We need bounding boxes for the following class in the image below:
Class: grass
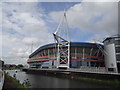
[3,73,29,90]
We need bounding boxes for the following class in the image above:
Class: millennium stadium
[27,42,104,69]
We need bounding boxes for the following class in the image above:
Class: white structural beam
[53,11,70,69]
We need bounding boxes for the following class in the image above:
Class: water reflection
[5,70,114,88]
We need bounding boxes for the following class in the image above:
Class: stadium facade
[27,42,104,69]
[103,35,120,73]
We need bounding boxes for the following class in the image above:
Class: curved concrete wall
[104,44,117,72]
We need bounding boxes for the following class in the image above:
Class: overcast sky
[0,0,119,65]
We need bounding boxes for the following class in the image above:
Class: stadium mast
[53,10,70,69]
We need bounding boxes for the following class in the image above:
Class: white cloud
[2,2,53,64]
[2,33,22,48]
[49,2,118,39]
[22,37,39,45]
[9,48,30,57]
[18,13,42,24]
[86,33,110,44]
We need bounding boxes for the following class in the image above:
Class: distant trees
[17,64,24,69]
[3,64,24,70]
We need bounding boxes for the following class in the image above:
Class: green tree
[17,64,24,69]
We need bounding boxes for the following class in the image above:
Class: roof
[103,34,120,43]
[29,42,103,58]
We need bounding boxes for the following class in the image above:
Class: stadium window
[87,62,89,66]
[108,68,114,72]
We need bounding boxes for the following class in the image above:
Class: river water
[5,70,114,88]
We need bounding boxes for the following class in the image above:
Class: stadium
[27,42,104,69]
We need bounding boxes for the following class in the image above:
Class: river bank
[2,73,28,89]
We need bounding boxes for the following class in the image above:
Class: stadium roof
[29,42,103,58]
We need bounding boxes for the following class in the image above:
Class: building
[27,42,104,69]
[103,34,120,73]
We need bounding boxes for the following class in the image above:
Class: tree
[17,64,24,69]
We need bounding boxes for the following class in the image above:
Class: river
[5,70,114,88]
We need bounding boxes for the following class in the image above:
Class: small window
[108,68,114,71]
